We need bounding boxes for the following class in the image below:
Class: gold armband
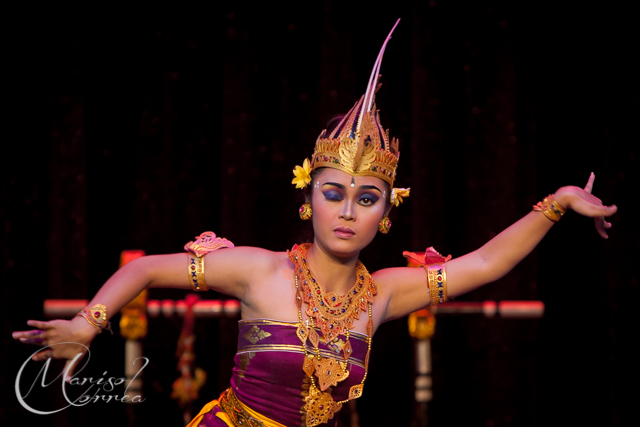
[184,231,235,292]
[533,194,566,222]
[187,254,208,291]
[425,263,447,306]
[77,304,113,334]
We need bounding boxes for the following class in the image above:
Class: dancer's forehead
[316,169,387,193]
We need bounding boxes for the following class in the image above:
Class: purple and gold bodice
[229,319,369,427]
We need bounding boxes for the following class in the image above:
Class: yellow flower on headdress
[390,188,410,207]
[292,158,312,189]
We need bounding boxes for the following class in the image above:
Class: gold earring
[299,203,312,220]
[378,216,391,234]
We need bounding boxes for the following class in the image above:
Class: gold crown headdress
[292,19,409,207]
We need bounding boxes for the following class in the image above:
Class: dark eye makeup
[358,193,379,206]
[321,185,380,207]
[323,189,343,201]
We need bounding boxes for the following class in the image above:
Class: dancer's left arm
[376,173,617,322]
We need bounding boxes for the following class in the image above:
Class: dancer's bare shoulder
[238,249,299,320]
[203,246,289,300]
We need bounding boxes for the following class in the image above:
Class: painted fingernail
[12,332,18,338]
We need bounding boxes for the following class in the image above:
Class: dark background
[2,2,638,426]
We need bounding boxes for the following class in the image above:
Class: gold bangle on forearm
[77,304,113,334]
[533,194,567,222]
[425,263,447,306]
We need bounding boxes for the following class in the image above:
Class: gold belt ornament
[219,388,285,427]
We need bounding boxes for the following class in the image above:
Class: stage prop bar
[43,299,242,319]
[430,300,544,318]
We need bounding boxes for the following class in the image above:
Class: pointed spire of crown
[293,19,409,208]
[309,19,402,187]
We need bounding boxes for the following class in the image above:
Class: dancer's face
[310,168,390,258]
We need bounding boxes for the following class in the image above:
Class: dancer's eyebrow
[359,185,382,193]
[322,182,345,190]
[322,183,382,193]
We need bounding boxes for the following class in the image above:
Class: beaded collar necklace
[287,243,377,427]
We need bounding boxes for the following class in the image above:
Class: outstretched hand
[555,173,617,239]
[12,317,100,381]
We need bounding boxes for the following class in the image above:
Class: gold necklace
[288,243,376,427]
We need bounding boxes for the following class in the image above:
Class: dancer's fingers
[19,338,47,346]
[32,349,53,362]
[63,359,77,383]
[26,320,53,330]
[594,217,609,239]
[584,172,595,193]
[13,329,46,340]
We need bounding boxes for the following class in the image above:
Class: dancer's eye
[323,190,343,202]
[358,194,379,206]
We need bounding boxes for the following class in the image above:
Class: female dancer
[13,22,616,427]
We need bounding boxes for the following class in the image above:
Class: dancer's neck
[305,241,360,295]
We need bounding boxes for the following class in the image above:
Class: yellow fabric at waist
[186,388,286,427]
[186,398,229,427]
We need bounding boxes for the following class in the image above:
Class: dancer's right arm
[12,246,273,377]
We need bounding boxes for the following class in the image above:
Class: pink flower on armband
[403,246,452,266]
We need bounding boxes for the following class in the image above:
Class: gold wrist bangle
[425,263,447,306]
[533,194,567,222]
[77,304,113,334]
[187,253,209,291]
